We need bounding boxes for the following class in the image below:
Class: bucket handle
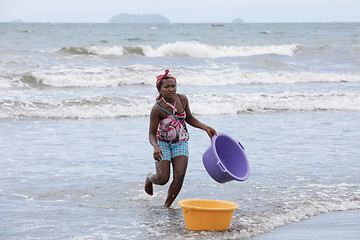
[218,162,227,172]
[238,142,245,150]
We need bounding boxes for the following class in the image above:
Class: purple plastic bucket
[202,133,250,183]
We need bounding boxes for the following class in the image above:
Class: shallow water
[1,112,359,239]
[1,22,360,239]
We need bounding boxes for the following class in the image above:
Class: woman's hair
[156,69,176,100]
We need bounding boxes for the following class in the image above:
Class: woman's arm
[149,106,163,161]
[181,94,217,139]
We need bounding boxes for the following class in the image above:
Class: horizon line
[1,21,359,24]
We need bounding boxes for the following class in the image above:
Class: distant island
[108,13,170,23]
[232,18,244,24]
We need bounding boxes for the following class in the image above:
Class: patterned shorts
[158,141,189,161]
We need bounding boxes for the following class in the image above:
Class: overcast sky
[1,0,360,23]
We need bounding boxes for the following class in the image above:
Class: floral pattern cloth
[157,111,189,143]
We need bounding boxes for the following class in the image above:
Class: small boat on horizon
[211,23,225,27]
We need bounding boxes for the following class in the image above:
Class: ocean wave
[142,41,298,58]
[190,92,360,114]
[3,69,360,89]
[180,72,360,86]
[59,45,130,56]
[1,66,158,88]
[0,95,151,119]
[233,185,360,239]
[1,92,359,119]
[57,41,298,58]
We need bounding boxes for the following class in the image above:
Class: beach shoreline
[252,210,360,240]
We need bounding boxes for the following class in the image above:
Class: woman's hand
[205,126,217,140]
[153,146,163,161]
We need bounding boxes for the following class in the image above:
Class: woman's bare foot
[145,173,153,196]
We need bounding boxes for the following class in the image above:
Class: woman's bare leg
[145,160,171,195]
[164,155,188,207]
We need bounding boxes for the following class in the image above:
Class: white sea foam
[30,68,145,88]
[18,66,159,88]
[179,71,360,85]
[5,67,360,88]
[1,92,359,119]
[228,188,360,239]
[190,92,360,114]
[143,41,298,58]
[0,95,152,119]
[86,45,126,55]
[0,77,12,88]
[59,41,298,58]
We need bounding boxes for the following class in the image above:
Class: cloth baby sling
[155,104,188,131]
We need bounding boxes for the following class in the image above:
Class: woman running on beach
[145,69,217,207]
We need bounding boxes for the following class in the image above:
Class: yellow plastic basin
[178,199,239,230]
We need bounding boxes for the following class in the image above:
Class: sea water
[0,22,360,239]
